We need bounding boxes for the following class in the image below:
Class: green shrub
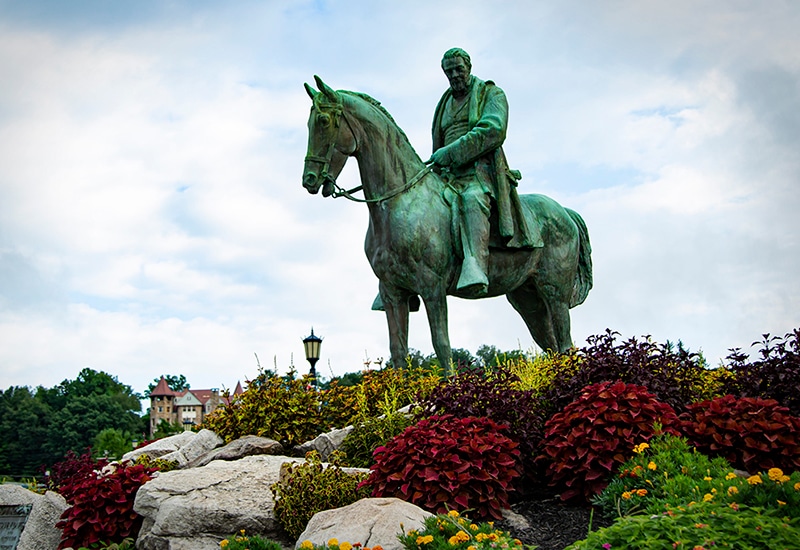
[270,451,370,540]
[592,434,735,518]
[363,415,522,520]
[322,366,440,430]
[396,510,532,550]
[203,369,323,445]
[679,395,800,473]
[134,454,179,473]
[537,381,681,503]
[339,411,412,468]
[219,530,284,550]
[566,502,799,549]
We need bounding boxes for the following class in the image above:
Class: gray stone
[296,498,432,550]
[122,430,197,462]
[188,435,285,468]
[292,426,354,461]
[0,485,67,550]
[160,429,224,467]
[134,455,303,550]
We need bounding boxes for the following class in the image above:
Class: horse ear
[314,75,339,103]
[304,82,318,100]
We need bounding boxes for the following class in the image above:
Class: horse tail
[566,208,593,307]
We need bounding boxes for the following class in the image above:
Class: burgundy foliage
[55,461,156,549]
[679,394,800,473]
[362,414,522,520]
[538,380,680,503]
[43,449,109,504]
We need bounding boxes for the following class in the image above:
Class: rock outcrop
[292,426,353,461]
[296,498,432,550]
[134,454,303,550]
[123,429,223,468]
[0,484,68,550]
[188,435,284,468]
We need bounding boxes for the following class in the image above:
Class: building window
[158,406,163,412]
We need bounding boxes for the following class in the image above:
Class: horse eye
[318,114,331,127]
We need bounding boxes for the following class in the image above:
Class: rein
[331,163,433,203]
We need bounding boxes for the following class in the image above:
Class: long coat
[432,76,542,248]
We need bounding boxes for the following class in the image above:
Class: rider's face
[442,57,471,97]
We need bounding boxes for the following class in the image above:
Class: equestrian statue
[302,48,592,376]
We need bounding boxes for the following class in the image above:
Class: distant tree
[153,419,184,439]
[0,386,52,477]
[475,345,525,368]
[146,374,190,396]
[92,428,134,460]
[450,348,477,369]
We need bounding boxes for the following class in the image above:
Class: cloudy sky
[1,1,798,397]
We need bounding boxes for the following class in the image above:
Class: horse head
[303,76,356,197]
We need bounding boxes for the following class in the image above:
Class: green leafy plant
[679,394,800,473]
[592,434,736,518]
[362,415,522,520]
[396,510,532,550]
[538,380,681,503]
[270,450,370,540]
[134,454,179,473]
[339,411,412,468]
[219,530,284,550]
[565,502,799,549]
[203,368,323,445]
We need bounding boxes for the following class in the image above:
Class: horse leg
[381,282,411,369]
[423,294,452,376]
[506,283,560,353]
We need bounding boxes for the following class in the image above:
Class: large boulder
[292,426,353,461]
[296,498,432,550]
[188,435,285,468]
[0,485,68,550]
[123,429,223,468]
[134,455,303,550]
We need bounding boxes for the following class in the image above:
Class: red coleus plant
[56,461,157,549]
[538,380,680,503]
[361,414,522,520]
[679,394,800,473]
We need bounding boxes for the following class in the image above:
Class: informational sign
[0,505,32,550]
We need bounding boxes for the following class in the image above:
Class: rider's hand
[428,147,449,167]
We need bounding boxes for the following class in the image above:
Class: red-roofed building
[148,376,244,437]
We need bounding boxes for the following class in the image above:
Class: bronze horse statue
[302,76,592,375]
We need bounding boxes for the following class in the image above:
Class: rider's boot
[456,193,490,297]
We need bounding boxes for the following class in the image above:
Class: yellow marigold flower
[747,475,763,485]
[468,547,477,550]
[416,535,434,545]
[648,462,657,471]
[703,476,712,481]
[469,524,479,531]
[240,529,246,535]
[328,539,340,547]
[448,510,460,517]
[778,500,786,506]
[514,540,522,546]
[475,534,488,542]
[703,493,714,502]
[695,523,708,528]
[768,468,784,481]
[622,491,632,500]
[728,486,738,495]
[725,472,737,480]
[373,546,384,550]
[220,541,229,549]
[300,541,314,550]
[488,533,499,542]
[779,475,790,483]
[635,488,648,497]
[341,542,353,550]
[633,442,650,454]
[795,482,800,491]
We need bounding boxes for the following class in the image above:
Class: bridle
[305,100,432,204]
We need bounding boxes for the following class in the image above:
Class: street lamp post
[303,328,323,387]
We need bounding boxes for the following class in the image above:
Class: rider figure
[429,47,540,296]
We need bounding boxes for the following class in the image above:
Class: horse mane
[339,90,413,148]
